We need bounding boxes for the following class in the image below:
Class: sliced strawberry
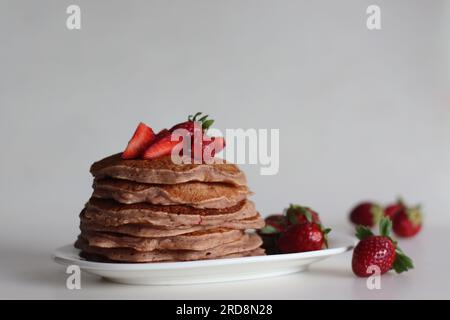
[154,128,169,140]
[121,122,155,159]
[142,131,181,159]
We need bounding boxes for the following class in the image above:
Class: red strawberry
[188,135,226,162]
[122,122,155,159]
[278,222,330,253]
[170,113,218,162]
[384,199,406,219]
[154,128,169,140]
[286,204,321,225]
[352,236,396,277]
[200,136,226,160]
[352,218,413,277]
[258,214,287,255]
[142,130,181,159]
[170,112,214,134]
[258,214,287,235]
[393,206,422,237]
[349,202,384,227]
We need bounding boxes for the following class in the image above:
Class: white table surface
[1,220,448,300]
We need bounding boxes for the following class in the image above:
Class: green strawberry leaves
[287,214,296,225]
[301,208,313,223]
[392,248,414,273]
[202,119,214,131]
[286,204,313,224]
[187,112,215,131]
[355,225,374,240]
[188,112,202,121]
[378,217,414,273]
[321,226,332,248]
[259,225,280,235]
[379,217,392,237]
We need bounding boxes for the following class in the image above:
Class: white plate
[53,233,355,285]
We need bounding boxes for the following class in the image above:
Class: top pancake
[90,153,247,186]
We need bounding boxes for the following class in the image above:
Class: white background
[0,0,449,299]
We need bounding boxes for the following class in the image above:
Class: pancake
[80,215,265,238]
[79,247,265,263]
[80,219,207,237]
[79,228,244,251]
[83,198,258,228]
[92,178,251,208]
[221,247,265,259]
[90,153,246,186]
[75,233,263,262]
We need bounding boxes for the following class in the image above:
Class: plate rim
[52,232,355,271]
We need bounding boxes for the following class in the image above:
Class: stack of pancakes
[75,153,265,262]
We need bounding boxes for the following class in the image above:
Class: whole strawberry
[393,205,422,237]
[278,222,331,253]
[384,198,406,220]
[169,112,214,134]
[122,122,155,159]
[259,214,288,234]
[352,218,413,277]
[286,204,321,225]
[258,214,288,255]
[349,202,384,227]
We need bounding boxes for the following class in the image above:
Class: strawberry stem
[379,217,392,237]
[187,112,215,131]
[192,112,202,121]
